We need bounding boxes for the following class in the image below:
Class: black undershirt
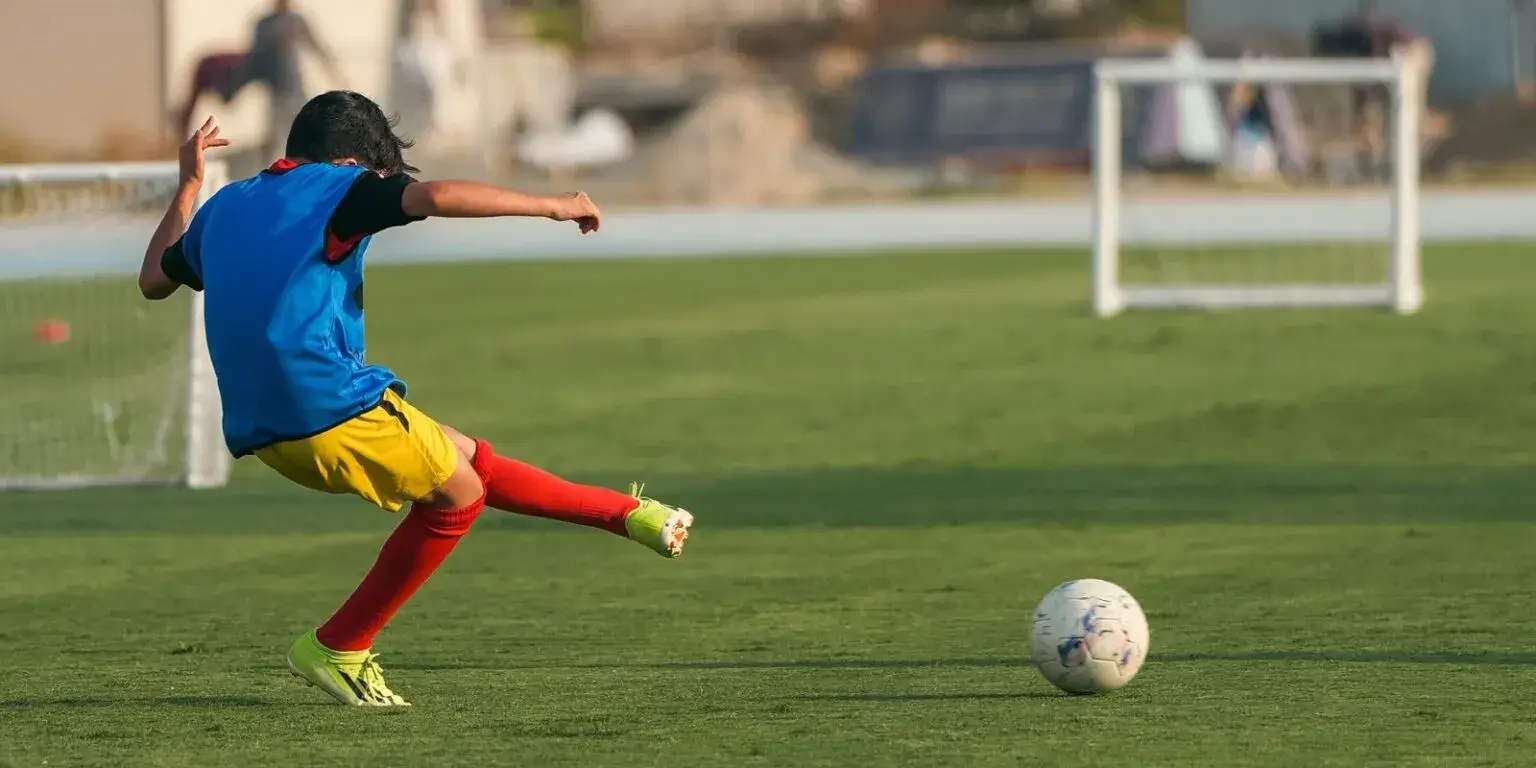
[160,169,424,289]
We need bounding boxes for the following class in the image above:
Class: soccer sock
[470,439,637,537]
[316,495,485,653]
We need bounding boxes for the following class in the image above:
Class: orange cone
[33,319,70,344]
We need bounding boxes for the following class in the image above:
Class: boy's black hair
[284,90,419,176]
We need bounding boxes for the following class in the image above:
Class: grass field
[4,246,1536,767]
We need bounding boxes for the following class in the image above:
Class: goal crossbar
[1095,57,1402,85]
[0,162,198,183]
[1091,55,1423,317]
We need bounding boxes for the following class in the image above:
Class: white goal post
[1092,55,1423,317]
[0,160,230,490]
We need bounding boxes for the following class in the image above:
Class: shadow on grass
[489,465,1536,530]
[7,464,1533,536]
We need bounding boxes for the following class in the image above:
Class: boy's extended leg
[446,431,692,558]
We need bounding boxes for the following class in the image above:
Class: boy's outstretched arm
[139,117,229,300]
[402,181,602,234]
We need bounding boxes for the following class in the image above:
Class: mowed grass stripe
[1,247,1535,766]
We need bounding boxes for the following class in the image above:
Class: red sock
[470,439,637,536]
[316,495,484,652]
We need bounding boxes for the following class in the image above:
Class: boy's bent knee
[440,425,496,485]
[415,457,484,512]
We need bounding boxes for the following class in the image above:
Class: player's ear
[335,158,359,167]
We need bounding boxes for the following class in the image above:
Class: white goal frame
[0,160,231,490]
[1092,55,1423,317]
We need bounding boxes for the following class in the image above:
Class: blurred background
[4,0,1536,205]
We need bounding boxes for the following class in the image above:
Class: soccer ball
[1029,579,1149,695]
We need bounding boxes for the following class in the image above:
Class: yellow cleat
[286,629,409,707]
[623,483,694,558]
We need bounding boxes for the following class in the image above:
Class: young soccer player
[137,92,694,707]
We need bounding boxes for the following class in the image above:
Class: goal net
[0,161,230,490]
[1091,55,1423,316]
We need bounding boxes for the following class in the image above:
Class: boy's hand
[552,191,601,234]
[180,116,231,186]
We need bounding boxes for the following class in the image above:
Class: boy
[137,92,694,707]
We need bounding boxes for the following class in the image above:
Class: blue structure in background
[846,55,1157,168]
[846,44,1234,172]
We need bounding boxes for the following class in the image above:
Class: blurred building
[583,0,871,43]
[0,0,165,157]
[0,0,484,159]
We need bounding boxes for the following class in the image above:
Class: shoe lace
[357,654,402,703]
[628,481,647,500]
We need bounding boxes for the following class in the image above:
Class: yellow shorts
[253,389,459,512]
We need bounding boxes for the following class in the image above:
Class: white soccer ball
[1029,578,1149,695]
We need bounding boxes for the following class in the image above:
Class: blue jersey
[162,161,421,456]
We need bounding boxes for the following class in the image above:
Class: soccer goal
[0,161,230,490]
[1091,55,1423,317]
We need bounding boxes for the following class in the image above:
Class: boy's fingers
[208,138,232,148]
[197,115,217,136]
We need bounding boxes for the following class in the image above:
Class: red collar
[265,158,303,174]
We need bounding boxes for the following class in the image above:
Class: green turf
[3,246,1536,767]
[1118,244,1394,286]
